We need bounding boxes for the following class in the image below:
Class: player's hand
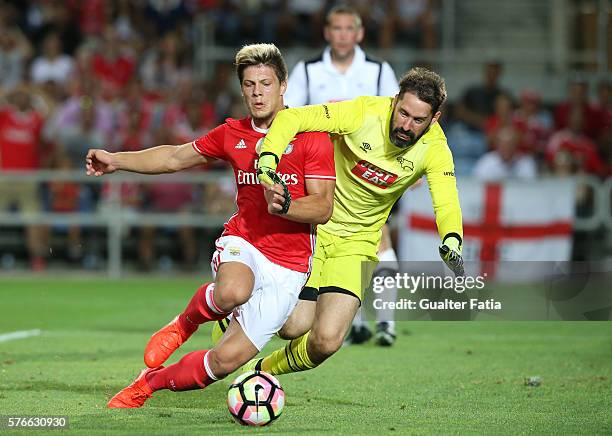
[256,152,279,186]
[439,236,464,277]
[85,149,117,176]
[263,183,288,215]
[260,171,291,215]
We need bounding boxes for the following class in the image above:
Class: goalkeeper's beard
[389,120,431,149]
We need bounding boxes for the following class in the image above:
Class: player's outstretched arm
[264,178,335,224]
[257,99,365,185]
[85,142,209,176]
[424,141,465,276]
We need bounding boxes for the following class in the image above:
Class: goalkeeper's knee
[308,328,344,363]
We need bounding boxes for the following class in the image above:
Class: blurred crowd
[0,0,610,271]
[0,0,243,271]
[445,61,611,181]
[205,0,439,49]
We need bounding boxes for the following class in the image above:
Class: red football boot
[107,367,160,408]
[144,316,191,368]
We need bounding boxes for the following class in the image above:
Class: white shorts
[211,235,308,351]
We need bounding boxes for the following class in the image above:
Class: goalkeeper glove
[439,235,464,277]
[256,152,279,186]
[256,152,291,214]
[264,171,292,215]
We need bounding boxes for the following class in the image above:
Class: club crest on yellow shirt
[397,156,414,173]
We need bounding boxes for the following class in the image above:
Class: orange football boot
[107,367,160,408]
[144,316,191,368]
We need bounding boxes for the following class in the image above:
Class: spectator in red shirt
[513,89,553,156]
[0,87,49,270]
[554,79,599,139]
[92,27,135,92]
[0,88,44,169]
[547,105,606,177]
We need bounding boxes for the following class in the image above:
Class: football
[227,370,285,426]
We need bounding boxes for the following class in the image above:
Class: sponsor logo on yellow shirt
[351,160,398,189]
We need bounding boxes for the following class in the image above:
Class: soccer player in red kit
[85,44,335,408]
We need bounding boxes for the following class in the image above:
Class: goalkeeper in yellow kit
[243,67,464,375]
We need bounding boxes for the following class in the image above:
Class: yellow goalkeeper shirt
[262,95,463,249]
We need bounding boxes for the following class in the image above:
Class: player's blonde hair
[235,43,288,85]
[399,67,447,113]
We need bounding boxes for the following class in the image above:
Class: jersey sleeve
[261,97,367,160]
[192,123,226,160]
[284,61,308,108]
[304,132,335,180]
[424,139,464,243]
[379,62,399,96]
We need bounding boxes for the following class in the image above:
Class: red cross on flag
[398,179,576,280]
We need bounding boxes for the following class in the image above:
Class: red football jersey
[193,117,335,272]
[0,107,44,170]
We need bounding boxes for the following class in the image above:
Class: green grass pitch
[0,278,611,435]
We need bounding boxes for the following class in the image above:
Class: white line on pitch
[0,329,42,343]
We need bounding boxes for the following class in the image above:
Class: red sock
[178,283,228,336]
[145,350,216,392]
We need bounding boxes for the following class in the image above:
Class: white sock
[376,248,399,270]
[203,351,219,380]
[374,248,398,327]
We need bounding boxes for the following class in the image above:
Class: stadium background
[0,0,610,273]
[0,1,611,434]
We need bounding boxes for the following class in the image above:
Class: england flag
[398,178,576,280]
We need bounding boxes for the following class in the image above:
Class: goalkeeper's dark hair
[398,67,447,114]
[235,43,288,85]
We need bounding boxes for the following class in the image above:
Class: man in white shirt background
[30,32,74,86]
[473,126,538,181]
[284,5,398,107]
[284,4,401,346]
